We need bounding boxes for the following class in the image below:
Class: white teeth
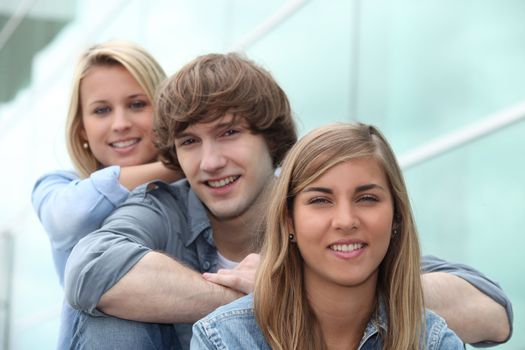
[330,243,364,252]
[208,176,239,188]
[111,139,139,148]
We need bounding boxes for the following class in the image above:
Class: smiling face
[175,114,274,222]
[292,157,394,292]
[79,64,159,168]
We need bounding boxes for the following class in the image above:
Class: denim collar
[146,179,213,248]
[186,187,213,247]
[358,299,387,348]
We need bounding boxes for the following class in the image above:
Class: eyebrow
[175,119,242,139]
[355,183,385,192]
[127,93,148,99]
[302,187,333,194]
[174,131,193,140]
[87,93,148,106]
[302,183,385,194]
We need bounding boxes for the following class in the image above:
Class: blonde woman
[31,40,181,349]
[191,123,463,349]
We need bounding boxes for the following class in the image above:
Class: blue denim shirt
[64,179,512,349]
[191,294,464,350]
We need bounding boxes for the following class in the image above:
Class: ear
[286,215,295,234]
[80,128,87,142]
[286,216,297,243]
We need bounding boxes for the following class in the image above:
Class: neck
[210,198,263,261]
[306,273,377,350]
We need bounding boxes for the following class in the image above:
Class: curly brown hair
[154,52,297,171]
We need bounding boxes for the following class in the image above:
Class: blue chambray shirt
[190,294,465,350]
[65,179,218,348]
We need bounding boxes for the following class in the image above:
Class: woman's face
[292,157,394,291]
[79,64,159,168]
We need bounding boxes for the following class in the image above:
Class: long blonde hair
[254,123,423,350]
[65,40,166,178]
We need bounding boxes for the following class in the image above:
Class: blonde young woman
[31,40,181,349]
[191,123,463,349]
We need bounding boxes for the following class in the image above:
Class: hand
[202,253,260,294]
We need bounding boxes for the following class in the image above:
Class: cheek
[372,220,393,256]
[82,118,107,140]
[139,114,154,132]
[177,152,197,177]
[293,207,325,243]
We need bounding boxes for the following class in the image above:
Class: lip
[202,175,241,196]
[109,137,141,155]
[328,239,367,260]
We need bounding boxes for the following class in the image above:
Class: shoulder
[424,309,464,350]
[106,179,193,228]
[121,178,192,213]
[128,178,191,201]
[192,295,269,349]
[32,170,80,206]
[33,170,79,187]
[198,294,255,325]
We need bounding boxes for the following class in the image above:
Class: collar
[358,299,388,348]
[145,179,213,248]
[185,186,213,247]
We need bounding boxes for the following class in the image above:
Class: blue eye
[93,106,110,115]
[358,195,378,203]
[130,100,147,110]
[308,197,331,205]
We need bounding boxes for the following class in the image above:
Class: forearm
[422,272,510,344]
[98,251,242,323]
[119,161,183,190]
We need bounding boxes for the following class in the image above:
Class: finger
[202,272,253,294]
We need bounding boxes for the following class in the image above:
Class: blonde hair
[65,40,166,178]
[254,123,424,350]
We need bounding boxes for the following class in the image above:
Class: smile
[110,138,140,148]
[329,243,365,252]
[207,175,240,188]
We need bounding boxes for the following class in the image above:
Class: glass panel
[1,0,523,348]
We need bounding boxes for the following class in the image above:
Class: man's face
[175,114,274,222]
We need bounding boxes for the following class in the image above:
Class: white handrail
[229,0,310,52]
[0,0,39,53]
[399,101,525,170]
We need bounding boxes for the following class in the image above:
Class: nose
[111,108,132,132]
[200,141,227,173]
[332,201,359,233]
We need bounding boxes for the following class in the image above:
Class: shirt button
[203,261,211,271]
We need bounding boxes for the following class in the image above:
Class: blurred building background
[0,0,524,348]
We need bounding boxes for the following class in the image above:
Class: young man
[64,53,512,349]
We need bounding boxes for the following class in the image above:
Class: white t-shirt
[217,252,239,270]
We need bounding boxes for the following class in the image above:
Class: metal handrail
[399,101,525,170]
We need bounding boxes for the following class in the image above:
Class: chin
[210,207,245,221]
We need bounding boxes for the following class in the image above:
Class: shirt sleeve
[190,322,220,350]
[64,187,173,316]
[31,166,129,251]
[421,255,513,347]
[436,329,465,350]
[425,310,464,350]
